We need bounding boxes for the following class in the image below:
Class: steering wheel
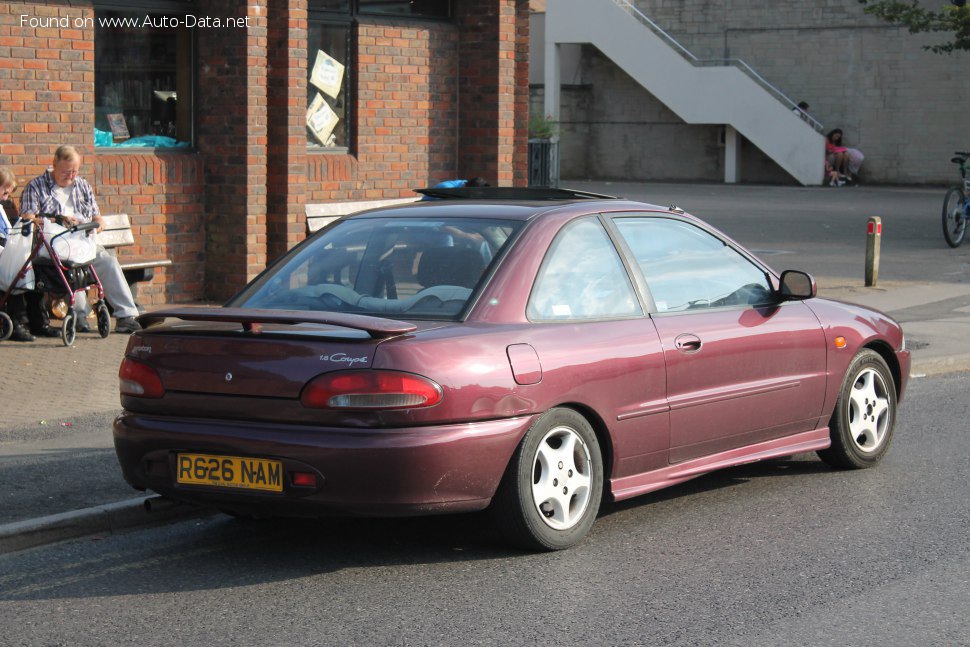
[317,292,349,311]
[316,284,363,311]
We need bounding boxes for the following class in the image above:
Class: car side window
[527,217,641,321]
[613,217,773,313]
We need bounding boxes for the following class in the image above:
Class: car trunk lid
[130,308,420,399]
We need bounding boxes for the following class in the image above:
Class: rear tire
[0,311,12,341]
[818,349,897,469]
[490,408,603,551]
[942,186,967,248]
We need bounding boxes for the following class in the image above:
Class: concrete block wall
[541,0,968,184]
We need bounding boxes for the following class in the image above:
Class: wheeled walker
[0,216,111,346]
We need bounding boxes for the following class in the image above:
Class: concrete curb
[0,495,211,555]
[910,355,970,378]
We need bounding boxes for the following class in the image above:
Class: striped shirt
[19,170,100,223]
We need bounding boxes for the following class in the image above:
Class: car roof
[413,187,618,200]
[345,187,677,222]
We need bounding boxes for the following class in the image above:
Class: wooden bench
[98,214,173,295]
[306,197,421,233]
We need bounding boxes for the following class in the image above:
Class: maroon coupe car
[114,188,909,550]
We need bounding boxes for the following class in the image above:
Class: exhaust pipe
[143,495,182,513]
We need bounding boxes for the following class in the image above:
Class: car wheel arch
[552,403,615,494]
[863,340,903,399]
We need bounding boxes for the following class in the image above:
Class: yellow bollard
[865,216,882,287]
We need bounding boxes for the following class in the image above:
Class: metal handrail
[612,0,824,132]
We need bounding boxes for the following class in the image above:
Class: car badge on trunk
[225,372,233,382]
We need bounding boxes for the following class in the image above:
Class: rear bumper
[113,412,533,518]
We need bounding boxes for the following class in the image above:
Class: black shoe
[32,326,62,338]
[76,321,91,333]
[11,324,35,342]
[115,317,142,334]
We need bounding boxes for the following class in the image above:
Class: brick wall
[307,3,530,199]
[3,1,530,306]
[306,154,359,203]
[266,1,308,263]
[94,153,206,304]
[512,0,530,183]
[196,0,268,301]
[342,19,459,197]
[0,2,95,182]
[455,1,530,186]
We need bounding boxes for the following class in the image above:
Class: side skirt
[609,428,831,502]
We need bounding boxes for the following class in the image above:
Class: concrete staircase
[544,0,824,186]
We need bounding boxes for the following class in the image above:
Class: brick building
[1,1,530,305]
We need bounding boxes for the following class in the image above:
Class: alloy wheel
[531,425,593,530]
[847,367,891,453]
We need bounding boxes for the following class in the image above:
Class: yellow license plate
[176,453,283,493]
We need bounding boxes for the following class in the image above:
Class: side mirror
[779,270,816,301]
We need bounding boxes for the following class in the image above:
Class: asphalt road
[1,372,967,646]
[0,411,131,526]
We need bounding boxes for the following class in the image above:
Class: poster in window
[106,113,130,140]
[310,49,344,100]
[306,93,340,146]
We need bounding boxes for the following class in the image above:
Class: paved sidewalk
[0,330,128,433]
[818,279,970,376]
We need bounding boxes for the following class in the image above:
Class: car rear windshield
[233,216,521,319]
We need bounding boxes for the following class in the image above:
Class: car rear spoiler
[138,307,417,339]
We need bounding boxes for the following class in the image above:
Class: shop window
[94,8,193,149]
[307,22,351,150]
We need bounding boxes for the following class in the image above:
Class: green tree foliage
[859,1,970,53]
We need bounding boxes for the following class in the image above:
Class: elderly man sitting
[19,145,142,333]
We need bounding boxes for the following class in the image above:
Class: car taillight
[301,370,442,410]
[119,358,164,398]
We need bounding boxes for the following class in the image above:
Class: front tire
[491,408,603,551]
[96,302,111,338]
[942,186,967,248]
[61,311,76,347]
[818,349,897,469]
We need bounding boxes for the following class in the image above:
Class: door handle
[674,333,702,353]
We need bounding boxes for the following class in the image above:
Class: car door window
[613,217,773,312]
[528,216,641,320]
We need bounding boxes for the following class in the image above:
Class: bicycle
[942,151,970,247]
